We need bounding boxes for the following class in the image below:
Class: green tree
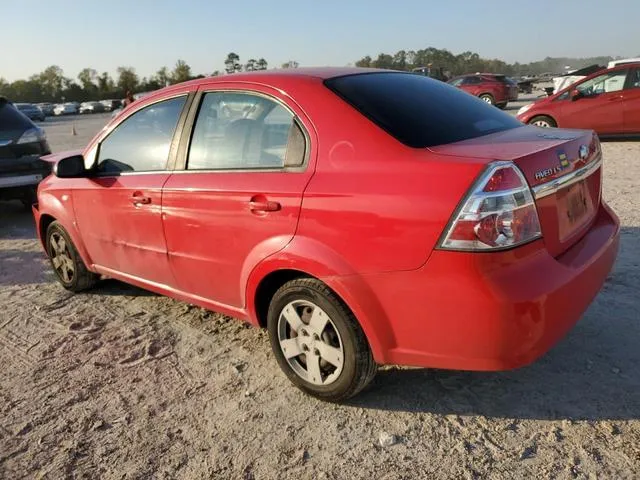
[116,66,139,94]
[97,72,115,98]
[171,60,192,84]
[355,55,372,68]
[156,66,170,87]
[281,60,299,69]
[225,52,241,74]
[78,68,98,99]
[245,59,257,71]
[256,58,268,70]
[34,65,68,100]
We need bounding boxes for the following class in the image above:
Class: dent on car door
[72,95,190,286]
[623,68,640,133]
[162,89,314,308]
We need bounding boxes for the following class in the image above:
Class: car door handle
[131,192,151,205]
[249,198,281,213]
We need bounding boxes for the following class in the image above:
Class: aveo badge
[534,150,571,181]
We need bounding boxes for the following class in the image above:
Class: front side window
[187,92,305,170]
[576,70,628,96]
[627,69,640,89]
[448,78,463,87]
[96,96,186,174]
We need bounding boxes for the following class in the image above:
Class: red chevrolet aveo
[34,69,619,401]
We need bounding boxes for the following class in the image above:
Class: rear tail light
[17,127,46,145]
[439,161,542,251]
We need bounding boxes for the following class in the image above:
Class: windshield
[325,72,522,148]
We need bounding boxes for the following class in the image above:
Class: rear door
[623,67,640,133]
[72,94,190,286]
[161,86,316,308]
[560,69,628,133]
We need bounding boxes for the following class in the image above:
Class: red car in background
[517,62,640,134]
[448,73,519,108]
[33,69,619,401]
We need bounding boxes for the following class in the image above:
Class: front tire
[479,93,495,105]
[529,115,557,128]
[267,278,377,402]
[46,221,98,292]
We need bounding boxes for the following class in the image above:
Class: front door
[73,95,188,286]
[560,69,628,134]
[162,88,315,308]
[623,67,640,133]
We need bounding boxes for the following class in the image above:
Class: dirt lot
[1,107,639,479]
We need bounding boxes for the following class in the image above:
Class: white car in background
[54,103,78,116]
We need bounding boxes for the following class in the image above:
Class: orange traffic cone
[71,124,77,136]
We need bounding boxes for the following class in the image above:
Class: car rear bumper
[334,201,619,370]
[0,155,51,199]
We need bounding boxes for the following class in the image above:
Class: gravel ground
[1,104,639,479]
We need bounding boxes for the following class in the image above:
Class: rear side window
[0,103,32,130]
[325,73,522,148]
[462,76,482,85]
[187,91,306,170]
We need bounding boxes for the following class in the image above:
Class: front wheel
[479,93,495,105]
[267,278,377,402]
[46,221,98,292]
[528,115,557,128]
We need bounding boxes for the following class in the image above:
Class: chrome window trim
[532,153,602,199]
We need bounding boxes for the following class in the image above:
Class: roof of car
[128,67,402,106]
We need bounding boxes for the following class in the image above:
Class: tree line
[355,48,621,78]
[2,46,627,103]
[0,53,302,103]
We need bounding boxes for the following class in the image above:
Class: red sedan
[33,68,619,401]
[448,73,519,108]
[517,62,640,134]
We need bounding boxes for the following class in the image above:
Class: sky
[2,0,638,82]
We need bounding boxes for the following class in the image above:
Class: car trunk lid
[431,125,602,257]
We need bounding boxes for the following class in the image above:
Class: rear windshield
[325,72,522,148]
[0,103,32,129]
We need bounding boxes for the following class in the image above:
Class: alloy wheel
[277,300,344,386]
[49,232,75,283]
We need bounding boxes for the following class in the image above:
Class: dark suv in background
[0,98,52,208]
[448,74,519,108]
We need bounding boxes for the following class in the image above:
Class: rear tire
[479,93,495,105]
[46,221,98,292]
[529,115,557,128]
[267,278,377,402]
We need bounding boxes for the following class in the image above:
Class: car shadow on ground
[90,279,158,297]
[351,226,640,422]
[0,201,36,240]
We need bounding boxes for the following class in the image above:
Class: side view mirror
[570,89,583,101]
[54,154,87,178]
